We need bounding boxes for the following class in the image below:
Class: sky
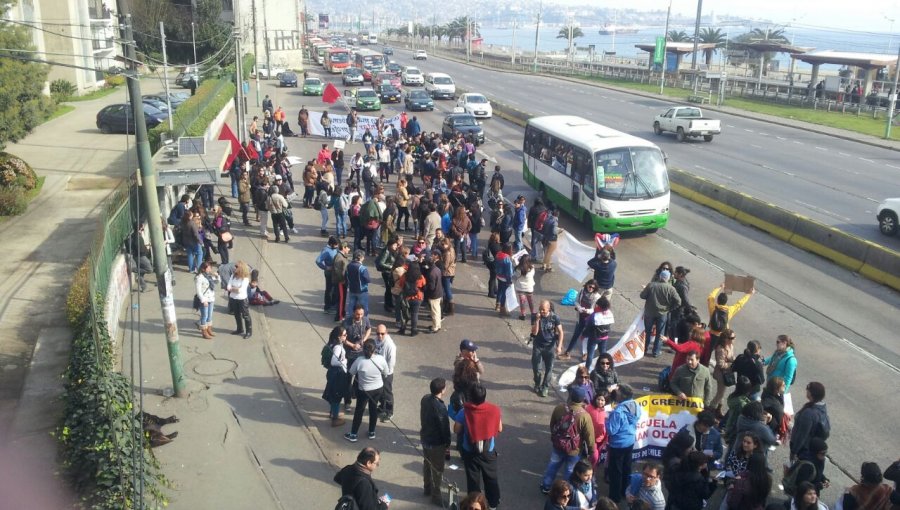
[558,0,899,33]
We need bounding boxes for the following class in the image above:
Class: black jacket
[732,352,765,388]
[334,464,386,510]
[668,470,716,510]
[420,394,451,448]
[424,264,443,300]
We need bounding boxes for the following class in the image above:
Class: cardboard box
[724,274,755,294]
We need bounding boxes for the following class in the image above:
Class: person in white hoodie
[514,255,536,321]
[373,324,397,422]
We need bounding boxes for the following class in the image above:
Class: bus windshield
[330,51,350,63]
[595,147,668,200]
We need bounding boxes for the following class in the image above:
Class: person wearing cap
[639,270,682,357]
[512,195,527,252]
[455,340,484,378]
[539,385,596,494]
[266,185,290,243]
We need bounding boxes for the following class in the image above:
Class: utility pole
[234,0,246,144]
[511,18,517,65]
[262,0,271,84]
[191,21,198,69]
[532,0,542,73]
[159,21,174,131]
[116,6,187,397]
[660,0,672,95]
[251,0,260,106]
[466,14,471,63]
[885,43,900,139]
[690,0,703,93]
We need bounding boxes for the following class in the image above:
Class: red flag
[218,123,243,169]
[322,82,341,104]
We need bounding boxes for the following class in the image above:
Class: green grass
[0,176,45,222]
[45,104,75,122]
[580,74,900,141]
[67,86,120,102]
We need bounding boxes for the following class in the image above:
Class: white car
[877,197,900,236]
[456,93,493,118]
[401,66,424,86]
[255,63,286,79]
[414,49,428,60]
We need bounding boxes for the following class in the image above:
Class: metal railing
[87,179,135,322]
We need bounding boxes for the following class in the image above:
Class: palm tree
[667,30,689,42]
[556,26,585,39]
[699,27,727,65]
[432,25,447,45]
[749,27,787,43]
[386,28,398,37]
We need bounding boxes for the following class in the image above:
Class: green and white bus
[523,116,670,233]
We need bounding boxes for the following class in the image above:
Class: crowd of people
[148,98,899,510]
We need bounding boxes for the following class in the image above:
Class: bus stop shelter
[634,41,717,71]
[792,50,896,97]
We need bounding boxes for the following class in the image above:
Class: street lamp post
[532,0,542,73]
[690,0,703,93]
[659,0,672,95]
[885,43,900,139]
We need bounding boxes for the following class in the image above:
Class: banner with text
[558,311,648,389]
[305,110,403,142]
[631,394,704,460]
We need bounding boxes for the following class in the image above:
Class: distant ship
[598,25,640,35]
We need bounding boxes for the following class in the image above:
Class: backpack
[535,210,549,231]
[550,406,585,453]
[709,307,728,332]
[403,275,419,298]
[658,366,671,392]
[782,460,817,496]
[334,495,359,510]
[321,344,334,369]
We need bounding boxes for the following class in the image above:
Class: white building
[221,0,305,71]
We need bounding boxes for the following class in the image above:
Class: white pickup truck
[653,106,721,142]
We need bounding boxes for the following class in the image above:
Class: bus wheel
[645,228,659,234]
[582,214,595,235]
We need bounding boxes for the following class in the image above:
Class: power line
[132,27,226,45]
[3,17,115,43]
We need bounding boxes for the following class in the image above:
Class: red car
[374,72,401,92]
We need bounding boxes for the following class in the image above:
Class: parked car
[345,87,381,111]
[174,72,199,88]
[302,77,325,96]
[877,198,900,236]
[405,89,434,111]
[279,71,298,87]
[401,66,424,86]
[414,49,428,60]
[96,103,167,134]
[255,63,286,79]
[379,84,401,103]
[343,68,364,86]
[424,72,455,99]
[441,109,484,145]
[143,93,187,110]
[141,98,170,113]
[456,93,493,119]
[653,106,721,142]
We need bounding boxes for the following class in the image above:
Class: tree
[131,0,230,66]
[432,25,447,44]
[0,0,53,151]
[667,30,689,42]
[734,27,789,75]
[699,27,727,65]
[556,26,585,39]
[445,16,478,46]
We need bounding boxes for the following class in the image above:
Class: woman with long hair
[791,482,828,510]
[590,353,620,397]
[396,179,411,231]
[725,452,772,510]
[724,376,754,442]
[395,260,425,336]
[586,390,609,467]
[725,432,762,474]
[460,491,489,510]
[585,296,614,367]
[790,382,830,461]
[227,261,252,339]
[561,279,601,360]
[842,462,894,510]
[514,254,536,321]
[484,232,501,299]
[711,329,737,409]
[765,335,798,392]
[761,376,786,441]
[450,205,472,263]
[322,326,350,427]
[195,261,219,339]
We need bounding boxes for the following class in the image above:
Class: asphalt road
[381,48,900,251]
[251,65,900,508]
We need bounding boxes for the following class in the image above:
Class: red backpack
[535,210,549,232]
[550,406,585,453]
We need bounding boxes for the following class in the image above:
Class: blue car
[96,103,167,134]
[279,71,298,87]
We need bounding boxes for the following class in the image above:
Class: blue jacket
[606,399,639,448]
[345,261,370,294]
[765,347,797,391]
[514,205,527,231]
[588,258,617,289]
[675,424,723,470]
[315,246,337,271]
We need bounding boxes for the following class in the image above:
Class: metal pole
[251,0,259,106]
[884,43,900,139]
[159,22,174,132]
[690,0,702,93]
[262,0,271,81]
[234,0,246,144]
[511,19,517,65]
[660,0,672,95]
[532,0,542,73]
[466,15,471,63]
[191,21,197,68]
[117,8,187,398]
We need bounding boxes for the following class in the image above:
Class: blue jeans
[335,213,347,237]
[469,232,479,258]
[541,447,581,490]
[585,337,608,370]
[644,314,667,356]
[442,275,454,303]
[320,208,329,231]
[187,244,203,272]
[564,316,588,354]
[346,292,369,317]
[532,344,555,391]
[231,177,239,198]
[514,228,524,252]
[199,301,214,326]
[497,279,511,308]
[530,229,544,260]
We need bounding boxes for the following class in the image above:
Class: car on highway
[386,62,402,75]
[441,109,484,145]
[653,106,721,142]
[404,89,434,111]
[96,103,167,134]
[255,63,286,79]
[425,72,456,99]
[456,93,493,119]
[414,49,427,60]
[343,67,364,86]
[143,92,188,110]
[378,84,401,103]
[374,71,401,92]
[401,66,424,86]
[877,198,900,236]
[302,77,325,96]
[279,71,298,87]
[382,46,394,56]
[345,87,382,111]
[174,72,199,88]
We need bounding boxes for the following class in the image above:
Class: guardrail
[466,86,900,292]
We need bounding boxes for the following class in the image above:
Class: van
[424,72,456,99]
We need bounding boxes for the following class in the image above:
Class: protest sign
[630,394,704,460]
[558,311,648,388]
[552,231,595,283]
[306,110,402,141]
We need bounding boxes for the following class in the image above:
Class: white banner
[558,311,647,388]
[305,110,403,142]
[553,231,595,283]
[631,394,704,459]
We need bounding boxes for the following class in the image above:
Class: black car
[143,92,188,110]
[379,84,401,103]
[405,89,434,111]
[441,112,484,145]
[386,62,402,75]
[96,103,167,134]
[382,46,394,55]
[279,71,298,87]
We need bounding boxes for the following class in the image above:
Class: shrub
[105,74,126,88]
[0,152,38,189]
[50,79,78,102]
[66,259,91,327]
[148,78,236,152]
[0,186,27,215]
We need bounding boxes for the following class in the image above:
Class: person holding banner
[561,280,601,361]
[531,300,565,397]
[606,384,640,503]
[669,351,713,406]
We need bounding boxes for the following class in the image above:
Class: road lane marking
[815,147,828,151]
[793,141,803,145]
[744,129,754,133]
[751,144,762,149]
[838,152,851,157]
[776,136,786,140]
[859,157,874,163]
[887,164,900,169]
